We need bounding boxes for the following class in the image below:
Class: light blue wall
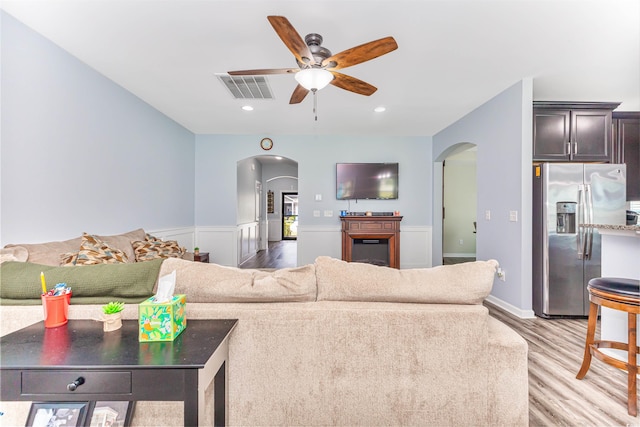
[236,157,262,224]
[433,79,533,315]
[196,134,431,223]
[195,134,432,264]
[0,11,195,245]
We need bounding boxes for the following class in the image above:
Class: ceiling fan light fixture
[295,68,334,91]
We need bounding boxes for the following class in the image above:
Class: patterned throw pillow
[72,233,130,265]
[133,234,185,262]
[60,251,78,266]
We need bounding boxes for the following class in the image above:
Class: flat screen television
[336,163,399,200]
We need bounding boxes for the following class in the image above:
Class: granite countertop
[582,223,640,232]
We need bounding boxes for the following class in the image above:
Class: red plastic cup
[41,294,69,328]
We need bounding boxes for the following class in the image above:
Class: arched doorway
[433,143,477,266]
[236,155,298,268]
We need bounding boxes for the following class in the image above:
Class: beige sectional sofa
[1,232,528,426]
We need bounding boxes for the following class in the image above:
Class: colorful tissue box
[138,294,186,342]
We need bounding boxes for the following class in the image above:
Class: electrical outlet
[324,210,333,217]
[496,268,506,282]
[459,239,464,245]
[485,210,491,220]
[509,210,518,222]
[313,210,320,217]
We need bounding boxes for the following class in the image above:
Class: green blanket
[0,259,163,305]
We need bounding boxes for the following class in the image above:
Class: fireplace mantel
[340,215,402,269]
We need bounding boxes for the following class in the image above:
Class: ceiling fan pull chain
[313,89,318,121]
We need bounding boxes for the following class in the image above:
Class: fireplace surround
[340,215,402,268]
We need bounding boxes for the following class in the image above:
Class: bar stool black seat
[576,277,640,416]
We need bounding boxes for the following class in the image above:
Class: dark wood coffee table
[0,319,237,426]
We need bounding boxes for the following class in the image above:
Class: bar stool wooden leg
[629,312,638,417]
[577,301,599,379]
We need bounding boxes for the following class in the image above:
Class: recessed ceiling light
[374,106,386,113]
[242,105,254,111]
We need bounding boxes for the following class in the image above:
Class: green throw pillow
[0,258,163,305]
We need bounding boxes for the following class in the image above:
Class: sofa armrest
[486,316,529,426]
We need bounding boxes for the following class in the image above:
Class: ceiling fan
[228,16,398,105]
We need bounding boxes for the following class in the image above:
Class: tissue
[154,269,176,303]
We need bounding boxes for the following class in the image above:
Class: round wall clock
[260,138,273,151]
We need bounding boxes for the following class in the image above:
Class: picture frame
[26,402,89,427]
[87,401,135,427]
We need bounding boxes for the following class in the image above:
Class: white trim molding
[485,294,536,319]
[195,226,238,266]
[147,226,195,252]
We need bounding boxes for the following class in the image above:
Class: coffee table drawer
[22,370,131,394]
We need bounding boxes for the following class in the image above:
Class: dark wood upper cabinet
[533,102,619,162]
[613,112,640,201]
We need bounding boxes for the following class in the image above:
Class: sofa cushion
[159,257,317,302]
[0,246,28,264]
[315,256,498,305]
[133,234,185,262]
[4,236,82,266]
[3,228,145,266]
[0,258,162,305]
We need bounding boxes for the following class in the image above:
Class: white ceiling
[2,0,639,136]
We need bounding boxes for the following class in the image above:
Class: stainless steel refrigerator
[532,163,626,317]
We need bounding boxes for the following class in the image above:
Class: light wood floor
[240,245,638,425]
[487,302,638,426]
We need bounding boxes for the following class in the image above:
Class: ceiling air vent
[216,74,274,99]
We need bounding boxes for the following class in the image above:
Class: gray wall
[1,11,195,245]
[433,79,534,316]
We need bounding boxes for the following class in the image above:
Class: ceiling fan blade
[289,84,310,104]
[322,36,398,71]
[330,72,377,96]
[267,16,315,66]
[227,68,299,76]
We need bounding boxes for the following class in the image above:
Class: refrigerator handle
[577,185,585,260]
[585,184,594,259]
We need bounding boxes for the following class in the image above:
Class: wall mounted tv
[336,163,399,200]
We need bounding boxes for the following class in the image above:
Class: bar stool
[576,277,640,416]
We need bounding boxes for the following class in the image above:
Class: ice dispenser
[556,202,576,234]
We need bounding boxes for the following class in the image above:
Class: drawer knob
[67,377,85,391]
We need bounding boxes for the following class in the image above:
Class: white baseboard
[485,294,536,319]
